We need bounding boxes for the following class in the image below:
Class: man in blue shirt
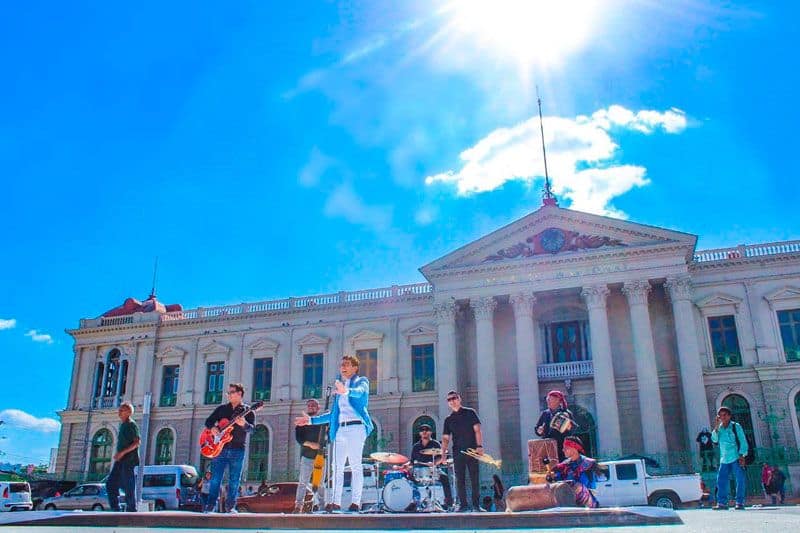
[711,406,748,510]
[296,355,373,513]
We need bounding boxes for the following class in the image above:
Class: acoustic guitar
[199,401,265,458]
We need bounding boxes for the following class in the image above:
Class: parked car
[137,464,199,511]
[0,481,33,512]
[40,483,108,511]
[236,482,298,513]
[592,459,702,508]
[29,480,77,510]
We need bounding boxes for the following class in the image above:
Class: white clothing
[331,424,367,506]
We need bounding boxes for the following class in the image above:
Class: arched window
[89,429,113,480]
[103,349,121,397]
[411,415,437,446]
[571,405,597,458]
[155,428,174,465]
[247,425,270,481]
[722,394,755,443]
[93,362,104,398]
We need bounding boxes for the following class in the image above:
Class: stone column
[180,346,197,406]
[666,277,711,448]
[67,346,82,410]
[622,280,668,456]
[511,292,540,462]
[433,300,459,421]
[581,285,622,454]
[744,281,780,363]
[381,318,399,394]
[79,347,99,407]
[472,296,502,459]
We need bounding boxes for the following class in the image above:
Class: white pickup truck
[593,459,702,509]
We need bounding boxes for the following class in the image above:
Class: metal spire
[537,87,557,206]
[149,256,159,299]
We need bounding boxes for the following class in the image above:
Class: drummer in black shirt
[410,423,453,509]
[440,390,484,512]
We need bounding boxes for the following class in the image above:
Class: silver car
[40,483,109,511]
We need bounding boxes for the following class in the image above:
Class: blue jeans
[206,447,245,512]
[717,460,746,506]
[107,461,137,512]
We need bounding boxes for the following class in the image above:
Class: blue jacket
[310,374,373,442]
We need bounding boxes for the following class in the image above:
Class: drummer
[534,390,575,461]
[410,424,454,510]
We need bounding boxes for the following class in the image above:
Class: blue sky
[1,1,798,465]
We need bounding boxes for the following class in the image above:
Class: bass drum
[382,478,420,512]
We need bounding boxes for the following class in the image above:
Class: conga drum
[528,439,559,476]
[506,482,576,512]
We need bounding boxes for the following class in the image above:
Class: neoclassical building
[56,203,800,493]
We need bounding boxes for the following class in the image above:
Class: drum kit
[368,449,452,513]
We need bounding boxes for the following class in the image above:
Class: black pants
[107,461,137,512]
[438,472,454,506]
[453,451,480,509]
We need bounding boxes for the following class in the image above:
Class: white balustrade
[694,240,800,262]
[537,360,594,379]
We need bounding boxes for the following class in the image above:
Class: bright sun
[443,0,602,67]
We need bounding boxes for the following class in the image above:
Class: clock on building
[540,227,566,254]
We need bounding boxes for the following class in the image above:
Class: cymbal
[420,448,444,456]
[370,452,409,464]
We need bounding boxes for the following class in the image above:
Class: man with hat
[535,390,576,461]
[410,423,453,509]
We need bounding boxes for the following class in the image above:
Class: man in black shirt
[535,390,575,461]
[106,402,140,512]
[410,423,453,509]
[294,399,327,513]
[204,383,255,513]
[441,390,484,512]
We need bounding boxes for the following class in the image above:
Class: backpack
[732,421,756,466]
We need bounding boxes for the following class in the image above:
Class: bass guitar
[199,401,265,459]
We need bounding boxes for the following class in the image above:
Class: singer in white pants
[332,424,367,507]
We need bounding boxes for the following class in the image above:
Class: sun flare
[443,0,603,67]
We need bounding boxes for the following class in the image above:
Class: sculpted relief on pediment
[483,227,626,262]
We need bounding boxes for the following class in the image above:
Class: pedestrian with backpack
[711,406,748,510]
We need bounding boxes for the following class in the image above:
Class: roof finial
[537,87,557,207]
[149,256,159,300]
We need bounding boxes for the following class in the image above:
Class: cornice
[690,253,800,272]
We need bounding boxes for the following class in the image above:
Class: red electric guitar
[199,401,265,458]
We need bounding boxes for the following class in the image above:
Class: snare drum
[412,465,435,484]
[382,478,420,512]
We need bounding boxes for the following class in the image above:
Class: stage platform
[0,507,681,530]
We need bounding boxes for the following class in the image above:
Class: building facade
[56,205,800,492]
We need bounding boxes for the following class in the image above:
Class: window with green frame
[302,353,323,399]
[160,365,179,406]
[355,349,378,394]
[778,308,800,362]
[708,315,742,367]
[205,361,225,404]
[411,344,435,392]
[252,358,273,401]
[155,428,174,465]
[89,428,113,480]
[247,425,270,481]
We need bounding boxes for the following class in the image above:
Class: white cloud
[0,318,16,330]
[0,409,60,433]
[25,329,54,344]
[425,105,687,216]
[414,205,438,226]
[323,183,393,232]
[298,147,338,188]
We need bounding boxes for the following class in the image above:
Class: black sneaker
[735,504,745,510]
[348,503,360,512]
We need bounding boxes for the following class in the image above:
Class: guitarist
[203,383,255,513]
[293,398,327,513]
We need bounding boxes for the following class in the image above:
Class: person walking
[106,402,140,512]
[711,406,748,510]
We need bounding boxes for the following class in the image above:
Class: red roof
[101,295,182,317]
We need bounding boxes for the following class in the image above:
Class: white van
[135,465,199,510]
[0,481,33,512]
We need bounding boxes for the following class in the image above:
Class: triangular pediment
[765,286,800,303]
[420,205,696,275]
[247,337,280,354]
[402,323,437,344]
[695,292,743,309]
[199,340,232,355]
[157,345,187,359]
[349,329,384,344]
[297,333,330,348]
